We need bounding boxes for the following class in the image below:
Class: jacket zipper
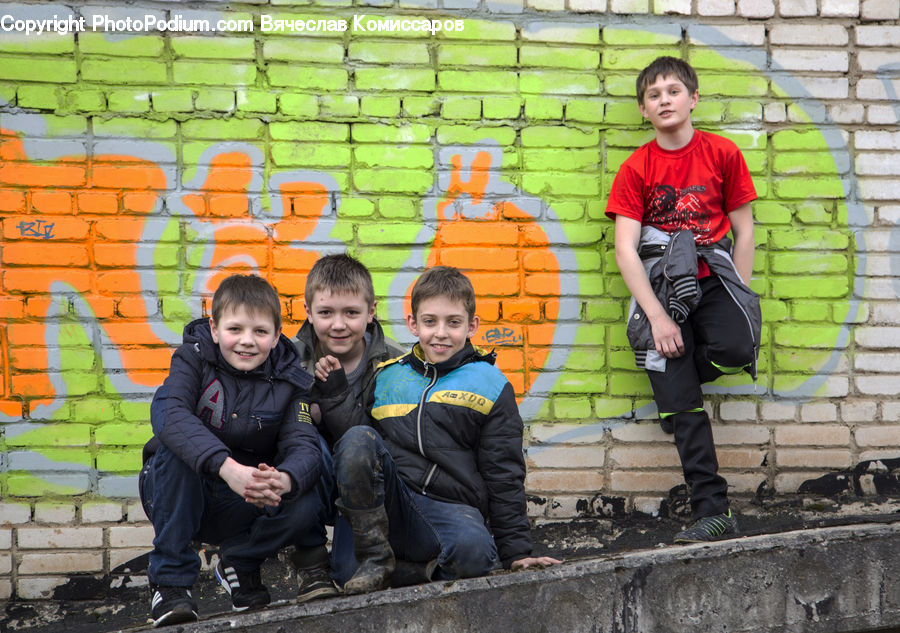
[417,362,438,494]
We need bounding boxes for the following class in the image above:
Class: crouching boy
[323,266,559,594]
[140,275,329,627]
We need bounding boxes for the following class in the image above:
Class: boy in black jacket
[140,275,328,627]
[321,266,559,595]
[292,253,405,588]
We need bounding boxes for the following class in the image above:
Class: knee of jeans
[334,426,380,480]
[709,340,754,369]
[440,530,497,579]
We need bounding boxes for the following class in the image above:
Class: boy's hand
[245,463,292,507]
[314,355,342,382]
[511,556,562,571]
[649,312,685,358]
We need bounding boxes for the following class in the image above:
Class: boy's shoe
[674,510,739,543]
[149,585,198,628]
[290,546,340,603]
[214,560,271,612]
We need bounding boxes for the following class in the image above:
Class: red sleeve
[721,140,757,213]
[604,151,646,223]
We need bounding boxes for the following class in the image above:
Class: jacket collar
[405,340,495,376]
[296,318,390,367]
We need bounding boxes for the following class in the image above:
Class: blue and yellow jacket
[371,340,532,568]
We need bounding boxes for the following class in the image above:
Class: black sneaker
[674,510,739,543]
[149,585,198,628]
[214,560,271,611]
[290,546,340,603]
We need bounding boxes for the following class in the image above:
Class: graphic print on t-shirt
[646,184,713,242]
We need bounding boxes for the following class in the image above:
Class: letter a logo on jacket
[195,379,225,429]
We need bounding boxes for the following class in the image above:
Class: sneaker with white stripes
[214,560,271,611]
[149,585,198,628]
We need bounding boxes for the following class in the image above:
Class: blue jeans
[331,426,498,585]
[140,443,332,587]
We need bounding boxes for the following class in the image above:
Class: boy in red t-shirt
[606,56,759,543]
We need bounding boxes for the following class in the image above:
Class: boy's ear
[690,91,699,110]
[303,300,310,318]
[405,312,418,336]
[368,300,376,323]
[467,315,480,339]
[209,317,219,343]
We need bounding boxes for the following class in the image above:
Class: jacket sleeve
[315,367,375,443]
[478,381,533,568]
[274,394,322,500]
[155,345,232,477]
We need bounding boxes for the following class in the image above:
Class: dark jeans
[140,443,331,587]
[647,276,755,518]
[331,426,498,585]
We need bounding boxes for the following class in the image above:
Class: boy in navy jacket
[140,275,327,627]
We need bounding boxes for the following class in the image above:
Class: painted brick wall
[0,0,898,600]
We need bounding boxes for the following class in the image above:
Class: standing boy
[323,265,559,594]
[605,56,761,543]
[292,253,405,588]
[140,275,328,626]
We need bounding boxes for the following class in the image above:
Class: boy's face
[210,305,281,372]
[407,296,479,364]
[639,73,698,133]
[304,289,375,362]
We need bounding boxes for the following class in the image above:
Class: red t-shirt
[606,130,757,275]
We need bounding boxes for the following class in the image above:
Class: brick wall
[1,0,898,600]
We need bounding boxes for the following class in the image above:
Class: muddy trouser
[647,276,756,519]
[331,426,498,586]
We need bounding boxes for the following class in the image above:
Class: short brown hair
[211,274,282,330]
[305,253,375,306]
[636,56,698,106]
[410,266,476,320]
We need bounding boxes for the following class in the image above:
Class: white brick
[775,424,850,445]
[859,50,900,72]
[726,473,766,494]
[0,553,10,575]
[569,0,608,10]
[0,503,32,525]
[697,0,735,14]
[688,24,766,45]
[764,102,787,123]
[633,496,665,516]
[871,302,900,323]
[882,402,900,421]
[17,527,104,549]
[719,401,757,421]
[856,425,900,446]
[15,576,68,600]
[778,448,852,468]
[610,446,681,468]
[866,106,900,125]
[877,206,900,225]
[857,153,900,176]
[860,278,900,300]
[126,501,149,523]
[821,0,860,15]
[653,0,691,12]
[855,326,900,348]
[760,402,797,421]
[819,376,851,398]
[779,0,817,15]
[609,0,650,12]
[0,530,10,550]
[610,421,669,442]
[769,24,849,45]
[859,449,900,461]
[737,0,775,17]
[800,402,838,422]
[774,472,829,493]
[856,25,900,45]
[81,502,123,524]
[109,525,155,549]
[841,400,878,422]
[528,446,605,469]
[857,375,900,395]
[771,49,849,72]
[793,78,851,101]
[712,424,770,444]
[545,496,584,518]
[856,352,900,372]
[861,0,900,19]
[18,552,103,575]
[857,78,900,101]
[828,103,865,124]
[111,547,152,571]
[33,503,76,525]
[528,0,565,9]
[0,579,10,600]
[530,423,606,444]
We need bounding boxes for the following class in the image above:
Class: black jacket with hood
[146,318,320,500]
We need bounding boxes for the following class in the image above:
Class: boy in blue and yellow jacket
[320,266,559,594]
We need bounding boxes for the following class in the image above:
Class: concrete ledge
[133,521,900,633]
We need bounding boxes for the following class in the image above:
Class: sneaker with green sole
[674,510,738,543]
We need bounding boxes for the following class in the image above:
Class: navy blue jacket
[148,318,320,499]
[372,341,532,568]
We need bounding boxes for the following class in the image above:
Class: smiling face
[304,288,375,367]
[407,295,479,364]
[210,304,281,372]
[639,73,698,136]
